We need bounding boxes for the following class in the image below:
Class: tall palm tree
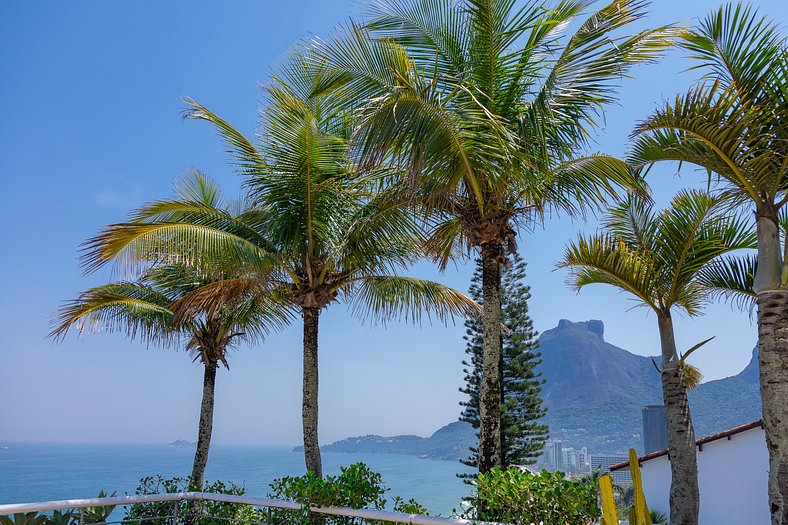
[559,190,755,525]
[82,81,481,476]
[50,264,281,492]
[628,4,788,522]
[310,0,677,472]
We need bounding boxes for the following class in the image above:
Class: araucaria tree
[459,251,548,477]
[629,4,788,522]
[560,191,755,525]
[314,0,676,472]
[82,55,480,478]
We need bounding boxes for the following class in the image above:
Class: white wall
[635,427,769,524]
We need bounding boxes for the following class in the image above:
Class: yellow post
[629,448,652,525]
[598,473,618,525]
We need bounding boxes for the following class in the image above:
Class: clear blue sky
[1,1,785,446]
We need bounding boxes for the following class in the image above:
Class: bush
[463,467,600,525]
[0,493,116,525]
[267,463,426,525]
[124,476,261,525]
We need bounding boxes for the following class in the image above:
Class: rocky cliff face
[312,320,761,458]
[538,320,761,452]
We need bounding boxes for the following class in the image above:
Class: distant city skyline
[1,0,785,445]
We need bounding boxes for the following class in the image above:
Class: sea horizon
[0,442,473,516]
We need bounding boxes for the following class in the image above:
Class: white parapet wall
[632,424,769,524]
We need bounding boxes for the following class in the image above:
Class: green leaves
[315,0,675,261]
[560,190,756,315]
[50,280,178,345]
[346,275,481,324]
[631,2,788,214]
[0,513,48,525]
[267,462,421,525]
[465,466,600,525]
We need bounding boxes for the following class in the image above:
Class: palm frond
[183,98,267,176]
[559,234,659,310]
[631,83,780,204]
[682,2,786,103]
[530,0,679,147]
[50,282,178,345]
[543,154,649,217]
[697,254,757,311]
[345,275,482,324]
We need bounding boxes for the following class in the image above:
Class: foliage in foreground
[124,476,259,525]
[463,467,600,525]
[0,493,117,525]
[268,463,426,525]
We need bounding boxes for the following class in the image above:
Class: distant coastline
[294,422,475,461]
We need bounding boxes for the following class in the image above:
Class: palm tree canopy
[559,190,756,315]
[630,2,788,210]
[51,265,285,369]
[310,0,678,264]
[83,88,481,323]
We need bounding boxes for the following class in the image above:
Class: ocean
[0,443,474,517]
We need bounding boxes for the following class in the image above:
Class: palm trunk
[757,290,788,525]
[657,313,699,525]
[753,209,788,525]
[302,306,322,478]
[190,364,217,489]
[186,363,217,525]
[478,246,502,474]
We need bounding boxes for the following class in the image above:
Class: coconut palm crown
[310,0,679,472]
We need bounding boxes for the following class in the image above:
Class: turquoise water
[0,444,473,516]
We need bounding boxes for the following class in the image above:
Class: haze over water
[0,444,472,516]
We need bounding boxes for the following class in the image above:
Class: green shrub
[0,493,115,525]
[0,513,48,525]
[267,463,426,525]
[124,476,261,525]
[463,467,600,525]
[391,497,427,516]
[82,491,117,525]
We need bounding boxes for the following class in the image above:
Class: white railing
[0,492,506,525]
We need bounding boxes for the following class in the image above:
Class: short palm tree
[82,74,481,476]
[311,0,677,472]
[629,4,788,521]
[50,264,280,492]
[559,190,755,525]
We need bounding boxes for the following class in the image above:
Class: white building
[591,454,631,485]
[609,420,768,524]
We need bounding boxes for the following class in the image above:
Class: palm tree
[559,190,755,525]
[628,4,788,522]
[82,77,481,477]
[50,264,281,492]
[310,0,677,473]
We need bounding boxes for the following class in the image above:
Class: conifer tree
[460,252,548,476]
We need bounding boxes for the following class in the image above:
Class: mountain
[311,319,761,459]
[538,320,761,453]
[300,421,476,460]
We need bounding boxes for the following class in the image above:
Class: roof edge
[609,420,764,472]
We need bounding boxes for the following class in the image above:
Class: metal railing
[0,492,505,525]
